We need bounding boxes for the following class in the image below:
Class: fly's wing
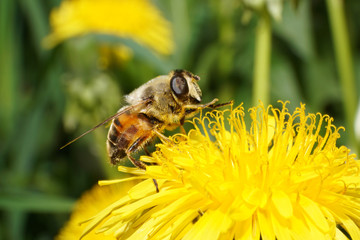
[125,75,169,105]
[60,98,152,149]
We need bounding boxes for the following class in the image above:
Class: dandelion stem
[253,11,272,107]
[326,0,358,153]
[0,0,17,138]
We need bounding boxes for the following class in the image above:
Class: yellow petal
[331,210,360,240]
[98,176,144,186]
[335,228,351,240]
[45,0,174,55]
[242,186,267,208]
[183,210,232,240]
[230,203,257,221]
[113,188,187,217]
[299,196,330,233]
[257,209,275,240]
[127,179,166,199]
[233,219,253,240]
[271,190,293,219]
[79,194,131,239]
[270,210,292,240]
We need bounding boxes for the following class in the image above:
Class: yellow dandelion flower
[44,0,173,55]
[81,102,360,239]
[98,45,133,69]
[57,181,137,240]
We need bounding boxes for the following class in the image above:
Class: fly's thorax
[125,75,169,105]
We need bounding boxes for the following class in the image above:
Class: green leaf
[19,0,49,57]
[0,189,74,213]
[273,1,313,60]
[0,0,18,142]
[271,51,303,109]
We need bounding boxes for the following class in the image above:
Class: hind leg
[144,146,152,156]
[126,153,147,170]
[126,136,159,192]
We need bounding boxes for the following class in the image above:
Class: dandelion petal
[183,210,232,240]
[271,190,293,219]
[300,196,329,233]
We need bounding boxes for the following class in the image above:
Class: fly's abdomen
[106,112,155,165]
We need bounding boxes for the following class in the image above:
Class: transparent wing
[60,99,152,149]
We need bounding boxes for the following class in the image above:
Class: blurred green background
[0,0,359,239]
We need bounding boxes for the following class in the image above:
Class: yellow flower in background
[79,103,360,239]
[98,45,134,69]
[44,0,174,55]
[57,181,137,240]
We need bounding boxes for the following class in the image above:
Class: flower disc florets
[82,102,360,240]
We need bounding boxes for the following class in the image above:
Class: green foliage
[0,0,359,239]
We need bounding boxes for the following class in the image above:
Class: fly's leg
[127,136,150,168]
[182,98,218,119]
[153,129,172,144]
[208,100,233,109]
[144,146,151,156]
[179,117,187,135]
[152,179,159,192]
[180,125,186,135]
[126,153,146,170]
[184,99,233,111]
[183,98,219,110]
[126,136,159,192]
[126,154,159,193]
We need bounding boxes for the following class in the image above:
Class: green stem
[253,11,272,107]
[171,0,189,66]
[0,0,17,139]
[326,0,358,153]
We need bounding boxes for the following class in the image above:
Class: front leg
[183,98,219,110]
[183,99,233,119]
[184,99,233,111]
[153,129,172,143]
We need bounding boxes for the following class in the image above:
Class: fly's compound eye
[170,76,189,98]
